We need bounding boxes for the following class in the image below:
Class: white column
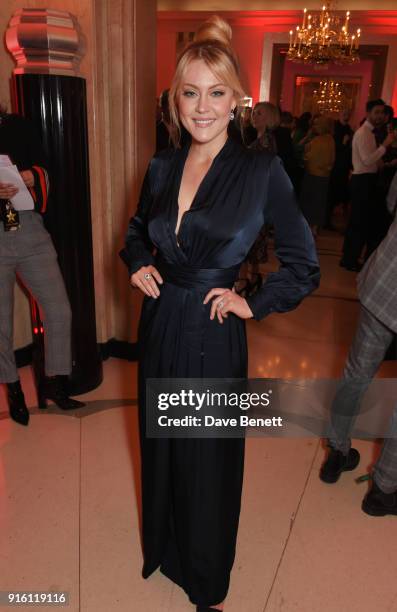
[259,32,289,103]
[381,39,397,103]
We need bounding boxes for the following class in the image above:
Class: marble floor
[1,231,397,612]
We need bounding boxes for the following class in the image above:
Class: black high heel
[7,381,29,426]
[196,607,222,611]
[38,375,85,410]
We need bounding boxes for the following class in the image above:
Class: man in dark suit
[325,109,353,229]
[274,112,299,193]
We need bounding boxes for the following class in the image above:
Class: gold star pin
[6,209,17,223]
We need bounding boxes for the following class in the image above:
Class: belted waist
[156,258,240,291]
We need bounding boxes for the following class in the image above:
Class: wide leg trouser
[140,434,245,607]
[0,211,72,383]
[137,282,247,607]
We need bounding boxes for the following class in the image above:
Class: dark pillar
[6,9,102,394]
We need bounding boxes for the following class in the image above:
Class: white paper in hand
[0,163,35,210]
[0,155,12,167]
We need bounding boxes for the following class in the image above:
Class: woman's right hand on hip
[130,265,163,298]
[0,182,18,199]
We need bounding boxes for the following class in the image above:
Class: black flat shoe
[7,380,29,426]
[320,446,360,483]
[38,375,85,410]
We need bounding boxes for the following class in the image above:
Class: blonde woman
[251,101,280,153]
[243,102,281,294]
[121,16,319,611]
[300,115,336,237]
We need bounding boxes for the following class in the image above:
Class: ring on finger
[144,272,152,280]
[217,300,224,310]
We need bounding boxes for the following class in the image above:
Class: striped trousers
[0,211,72,383]
[328,305,397,493]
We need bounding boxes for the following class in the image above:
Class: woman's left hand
[203,287,253,324]
[20,170,35,187]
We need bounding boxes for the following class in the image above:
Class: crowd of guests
[156,92,397,275]
[341,100,397,271]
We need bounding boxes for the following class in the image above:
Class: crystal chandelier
[287,3,361,64]
[313,79,345,113]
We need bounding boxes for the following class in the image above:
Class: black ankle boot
[7,381,29,426]
[38,375,85,410]
[320,446,360,483]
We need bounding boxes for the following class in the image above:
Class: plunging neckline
[173,137,231,245]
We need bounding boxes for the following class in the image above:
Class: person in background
[326,109,353,230]
[242,102,280,294]
[340,99,396,271]
[274,110,299,193]
[240,106,257,146]
[320,171,397,517]
[280,111,294,131]
[250,101,280,153]
[300,115,336,238]
[371,114,397,255]
[241,104,300,294]
[381,117,397,183]
[292,111,312,147]
[0,107,84,426]
[374,104,394,146]
[292,111,312,195]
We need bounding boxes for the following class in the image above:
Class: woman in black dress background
[121,16,320,611]
[244,102,280,293]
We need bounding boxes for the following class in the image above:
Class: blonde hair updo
[168,15,245,147]
[194,15,233,47]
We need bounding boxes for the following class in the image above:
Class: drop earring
[229,110,235,121]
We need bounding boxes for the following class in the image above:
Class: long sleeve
[119,161,156,276]
[246,156,320,321]
[30,165,50,213]
[26,121,50,214]
[356,128,385,168]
